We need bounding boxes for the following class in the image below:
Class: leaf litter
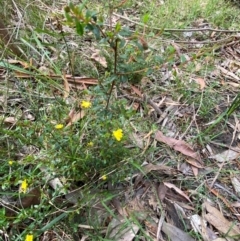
[1,1,240,241]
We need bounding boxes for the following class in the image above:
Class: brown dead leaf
[130,85,143,97]
[191,165,198,177]
[134,163,178,188]
[217,66,240,82]
[158,183,168,201]
[107,216,139,240]
[194,77,206,90]
[163,182,191,203]
[20,187,41,208]
[190,214,218,241]
[210,149,240,163]
[228,82,240,88]
[63,74,70,99]
[66,110,85,127]
[171,42,182,57]
[7,59,32,69]
[204,201,240,237]
[4,116,17,124]
[129,133,144,149]
[231,177,240,193]
[231,202,240,208]
[155,130,202,163]
[185,158,204,169]
[162,222,195,241]
[90,49,107,68]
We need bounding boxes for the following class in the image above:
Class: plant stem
[106,38,118,111]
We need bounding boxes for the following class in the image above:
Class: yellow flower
[87,142,94,147]
[20,179,28,193]
[25,234,33,241]
[8,160,13,165]
[80,100,91,109]
[112,129,123,141]
[55,124,64,130]
[101,175,107,180]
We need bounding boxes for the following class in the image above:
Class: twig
[106,39,118,111]
[144,95,163,115]
[209,141,240,153]
[113,13,240,33]
[214,183,240,202]
[174,36,239,45]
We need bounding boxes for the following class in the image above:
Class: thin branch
[113,13,240,33]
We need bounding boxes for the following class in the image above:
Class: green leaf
[119,39,126,48]
[75,19,84,36]
[35,28,66,37]
[39,212,68,233]
[64,11,73,22]
[92,25,101,40]
[69,2,75,11]
[78,0,89,12]
[146,68,153,75]
[119,27,132,37]
[115,22,121,32]
[142,13,150,24]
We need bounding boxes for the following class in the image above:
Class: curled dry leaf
[163,182,192,203]
[4,116,17,124]
[210,149,240,163]
[155,130,202,164]
[231,177,240,193]
[204,201,240,237]
[162,222,195,241]
[130,84,143,97]
[190,214,218,241]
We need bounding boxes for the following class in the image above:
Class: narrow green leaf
[75,19,84,36]
[39,212,68,233]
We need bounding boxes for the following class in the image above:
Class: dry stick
[174,36,240,45]
[214,183,240,202]
[209,141,240,153]
[113,13,240,33]
[113,13,240,46]
[144,95,163,115]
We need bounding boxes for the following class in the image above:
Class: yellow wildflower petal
[25,234,33,241]
[87,142,94,147]
[112,129,123,141]
[55,124,64,130]
[8,160,13,165]
[20,179,28,194]
[101,175,107,180]
[80,101,91,109]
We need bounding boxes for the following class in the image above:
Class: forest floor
[1,0,240,240]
